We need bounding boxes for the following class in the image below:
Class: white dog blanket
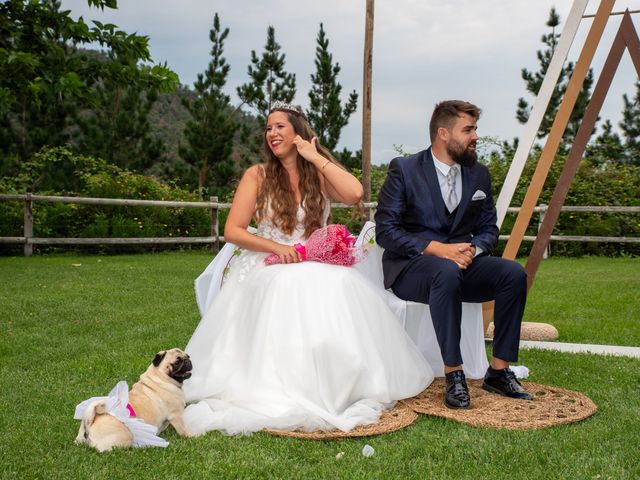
[74,381,169,448]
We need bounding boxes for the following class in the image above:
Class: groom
[375,100,533,409]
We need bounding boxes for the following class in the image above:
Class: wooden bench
[355,221,489,379]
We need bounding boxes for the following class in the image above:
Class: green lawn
[523,257,640,346]
[1,253,639,479]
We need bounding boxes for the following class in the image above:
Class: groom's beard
[446,138,478,167]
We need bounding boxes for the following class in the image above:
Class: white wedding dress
[183,200,433,436]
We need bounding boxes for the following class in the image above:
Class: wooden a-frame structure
[483,1,640,329]
[525,9,640,288]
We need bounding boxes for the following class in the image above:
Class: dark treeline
[0,1,360,202]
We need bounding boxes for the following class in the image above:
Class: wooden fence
[0,193,638,257]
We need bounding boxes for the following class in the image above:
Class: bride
[182,102,433,436]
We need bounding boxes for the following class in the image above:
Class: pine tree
[179,13,237,197]
[619,81,640,165]
[75,56,168,172]
[586,120,624,166]
[307,23,358,151]
[237,26,296,121]
[516,8,595,145]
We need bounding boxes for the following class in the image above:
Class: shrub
[0,147,211,254]
[486,147,640,257]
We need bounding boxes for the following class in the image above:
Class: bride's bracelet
[321,159,331,171]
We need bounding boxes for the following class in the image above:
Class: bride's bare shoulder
[244,164,266,181]
[238,164,264,184]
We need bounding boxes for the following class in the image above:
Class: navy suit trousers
[391,255,527,366]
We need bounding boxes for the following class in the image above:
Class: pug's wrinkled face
[152,348,192,383]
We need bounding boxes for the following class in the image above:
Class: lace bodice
[256,198,331,245]
[223,197,331,286]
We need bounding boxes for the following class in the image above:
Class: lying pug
[75,348,193,452]
[76,399,135,452]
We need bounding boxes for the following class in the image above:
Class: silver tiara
[270,100,304,116]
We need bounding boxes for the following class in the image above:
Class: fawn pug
[75,348,192,452]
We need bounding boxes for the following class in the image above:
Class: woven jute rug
[402,378,597,430]
[263,402,418,440]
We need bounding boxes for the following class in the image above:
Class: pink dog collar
[126,403,136,417]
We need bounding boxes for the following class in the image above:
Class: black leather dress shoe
[482,367,534,400]
[444,370,470,409]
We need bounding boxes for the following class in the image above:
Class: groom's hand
[424,241,475,269]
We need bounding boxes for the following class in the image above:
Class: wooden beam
[583,9,640,18]
[621,9,640,73]
[0,194,377,211]
[501,0,615,261]
[23,192,33,257]
[484,0,615,331]
[26,237,218,245]
[495,0,589,228]
[525,10,640,289]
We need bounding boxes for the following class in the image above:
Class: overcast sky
[61,0,640,164]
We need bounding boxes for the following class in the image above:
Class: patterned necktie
[445,167,458,213]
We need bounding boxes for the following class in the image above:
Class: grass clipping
[403,378,598,430]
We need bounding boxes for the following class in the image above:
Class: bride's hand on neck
[293,135,363,205]
[293,135,321,164]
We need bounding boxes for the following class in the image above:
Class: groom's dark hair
[429,100,482,142]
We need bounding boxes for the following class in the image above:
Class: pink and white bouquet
[264,224,365,267]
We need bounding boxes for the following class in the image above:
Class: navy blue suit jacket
[375,147,499,289]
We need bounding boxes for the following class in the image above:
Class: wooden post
[211,196,219,253]
[362,0,374,205]
[24,192,33,257]
[537,204,549,259]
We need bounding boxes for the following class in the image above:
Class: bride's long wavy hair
[256,107,339,239]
